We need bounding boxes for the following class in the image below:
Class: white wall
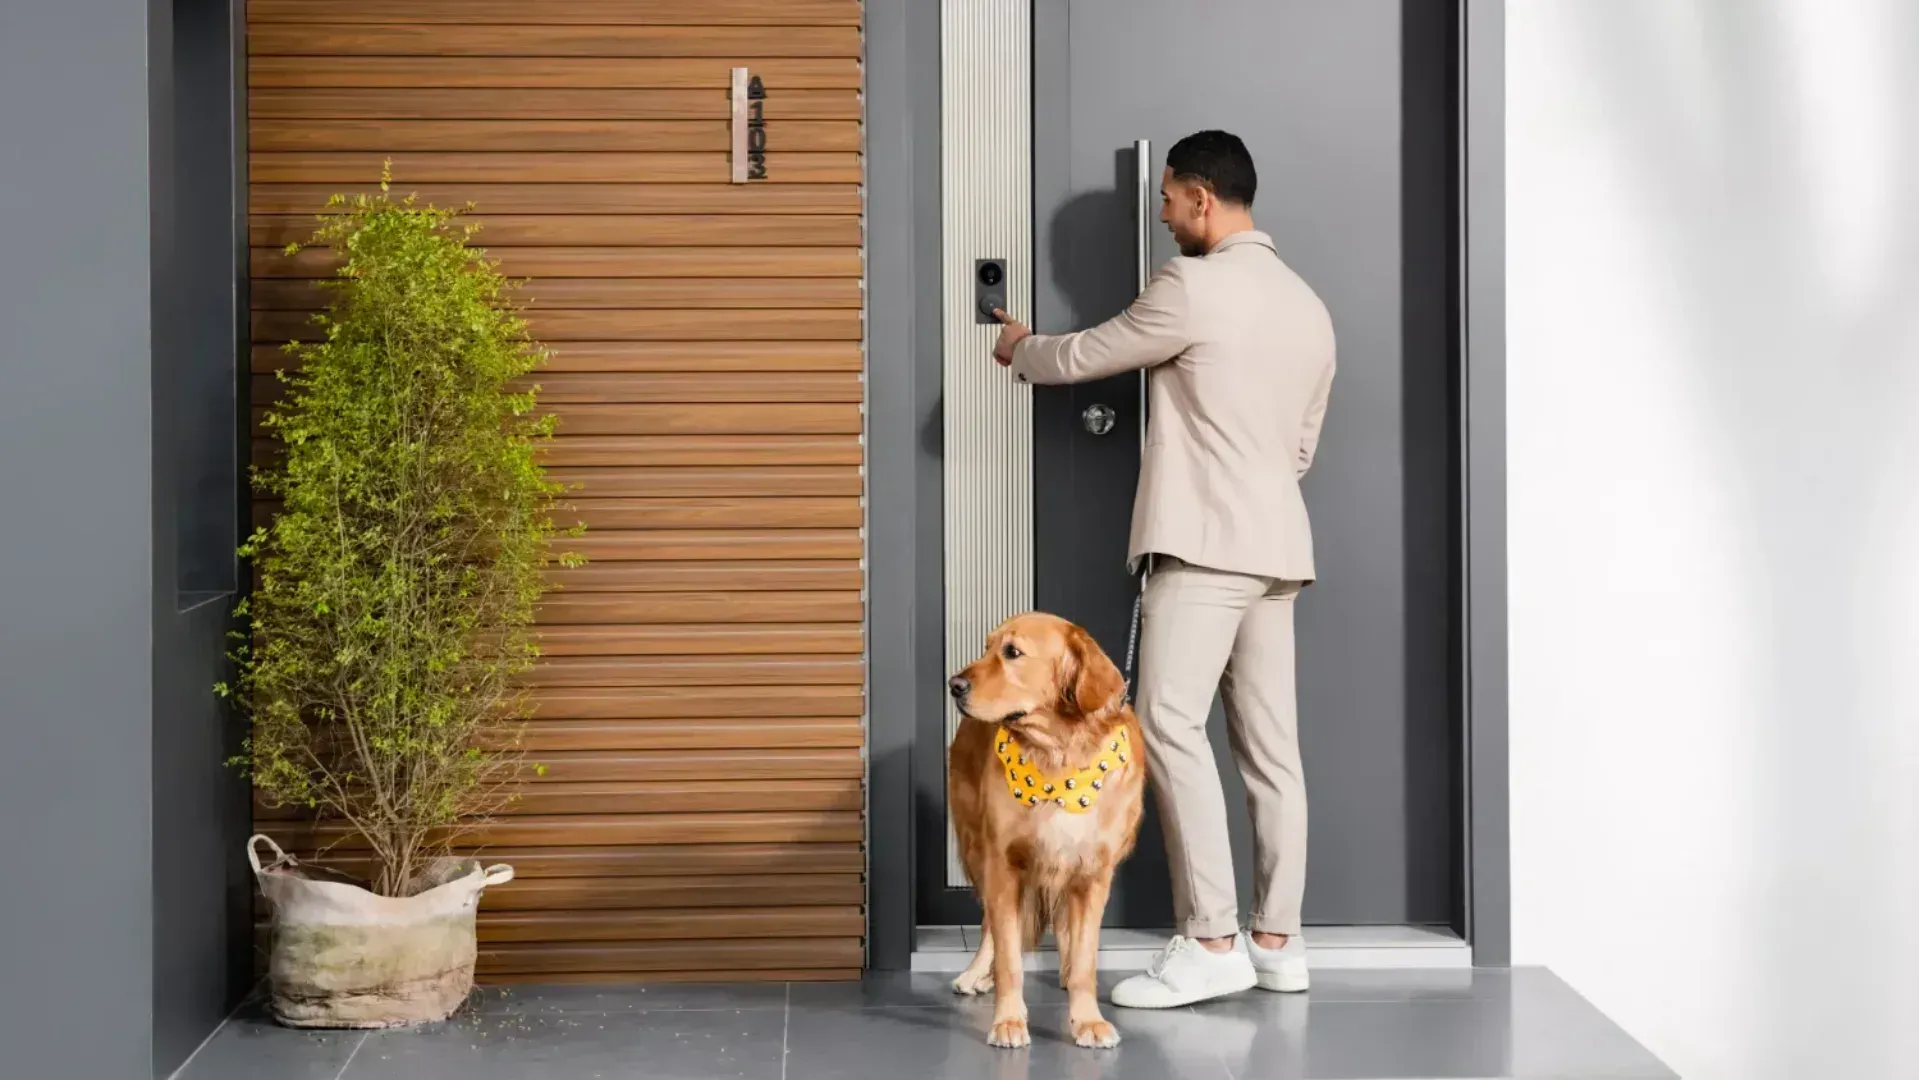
[1507,2,1919,1077]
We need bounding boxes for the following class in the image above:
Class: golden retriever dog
[946,612,1147,1050]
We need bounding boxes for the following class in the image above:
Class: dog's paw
[951,969,994,996]
[987,1016,1031,1049]
[1072,1018,1121,1049]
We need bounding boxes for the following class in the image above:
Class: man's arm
[1005,260,1192,386]
[1296,355,1335,478]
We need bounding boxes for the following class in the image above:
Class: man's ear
[1061,625,1125,717]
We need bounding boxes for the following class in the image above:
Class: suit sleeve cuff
[1008,335,1045,383]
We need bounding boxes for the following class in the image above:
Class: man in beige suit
[992,131,1335,1008]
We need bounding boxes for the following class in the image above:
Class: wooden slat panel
[247,0,868,984]
[513,719,863,752]
[478,938,864,975]
[255,342,862,374]
[255,777,862,818]
[546,468,861,498]
[252,402,860,438]
[252,88,862,121]
[249,436,863,471]
[543,404,862,436]
[257,308,863,347]
[252,151,861,184]
[533,373,864,403]
[479,906,864,943]
[548,559,863,590]
[479,968,860,986]
[253,503,859,539]
[252,119,859,154]
[251,25,863,59]
[555,497,861,530]
[277,811,864,849]
[537,623,862,657]
[255,212,858,247]
[487,875,862,912]
[541,437,862,467]
[257,212,858,248]
[256,373,862,407]
[250,56,865,90]
[538,343,863,374]
[495,308,867,340]
[527,654,862,687]
[314,842,863,879]
[560,529,861,561]
[255,278,863,312]
[248,1,864,27]
[504,779,861,815]
[524,749,861,782]
[539,592,861,626]
[528,686,861,720]
[253,245,861,279]
[252,181,862,215]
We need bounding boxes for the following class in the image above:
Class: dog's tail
[1019,882,1064,953]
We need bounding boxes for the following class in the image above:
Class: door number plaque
[730,67,767,183]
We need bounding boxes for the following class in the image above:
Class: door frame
[862,0,1508,969]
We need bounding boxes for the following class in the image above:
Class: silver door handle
[1082,404,1117,435]
[1134,138,1152,456]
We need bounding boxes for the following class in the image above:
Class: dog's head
[948,613,1127,748]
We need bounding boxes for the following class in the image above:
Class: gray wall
[0,0,160,1076]
[1,1,248,1075]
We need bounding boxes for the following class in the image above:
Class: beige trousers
[1136,556,1307,939]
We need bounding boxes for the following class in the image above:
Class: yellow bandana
[996,725,1132,813]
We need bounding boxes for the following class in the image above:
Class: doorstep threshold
[910,924,1471,973]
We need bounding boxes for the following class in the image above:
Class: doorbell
[974,258,1007,324]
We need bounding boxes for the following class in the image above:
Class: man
[992,130,1335,1009]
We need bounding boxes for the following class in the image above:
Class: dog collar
[995,725,1131,813]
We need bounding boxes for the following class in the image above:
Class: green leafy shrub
[221,173,581,897]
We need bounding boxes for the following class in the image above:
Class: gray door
[1032,0,1461,929]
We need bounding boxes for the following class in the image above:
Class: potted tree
[221,172,580,1028]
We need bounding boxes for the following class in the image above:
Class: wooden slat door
[246,0,866,983]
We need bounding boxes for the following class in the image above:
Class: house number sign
[730,67,767,183]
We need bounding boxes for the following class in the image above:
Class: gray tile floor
[175,969,1673,1080]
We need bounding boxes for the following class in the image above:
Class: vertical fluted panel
[941,0,1033,886]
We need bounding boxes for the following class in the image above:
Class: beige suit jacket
[1009,231,1335,581]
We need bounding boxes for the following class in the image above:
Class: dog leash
[1121,555,1151,704]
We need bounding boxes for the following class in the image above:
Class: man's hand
[991,309,1031,366]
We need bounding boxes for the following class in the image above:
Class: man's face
[1159,167,1211,257]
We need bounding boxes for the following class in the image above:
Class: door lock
[1081,404,1117,435]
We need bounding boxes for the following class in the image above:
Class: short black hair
[1165,130,1257,207]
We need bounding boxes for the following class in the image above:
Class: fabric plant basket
[248,834,514,1028]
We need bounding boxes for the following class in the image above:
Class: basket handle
[246,834,291,875]
[481,864,515,888]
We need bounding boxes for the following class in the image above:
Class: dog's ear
[1060,624,1125,717]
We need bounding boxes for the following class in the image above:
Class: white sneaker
[1109,935,1258,1009]
[1247,934,1309,992]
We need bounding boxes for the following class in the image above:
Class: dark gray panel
[168,0,240,604]
[151,1,253,1073]
[867,0,952,958]
[1034,0,1461,926]
[863,0,932,969]
[0,1,159,1077]
[1464,0,1510,966]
